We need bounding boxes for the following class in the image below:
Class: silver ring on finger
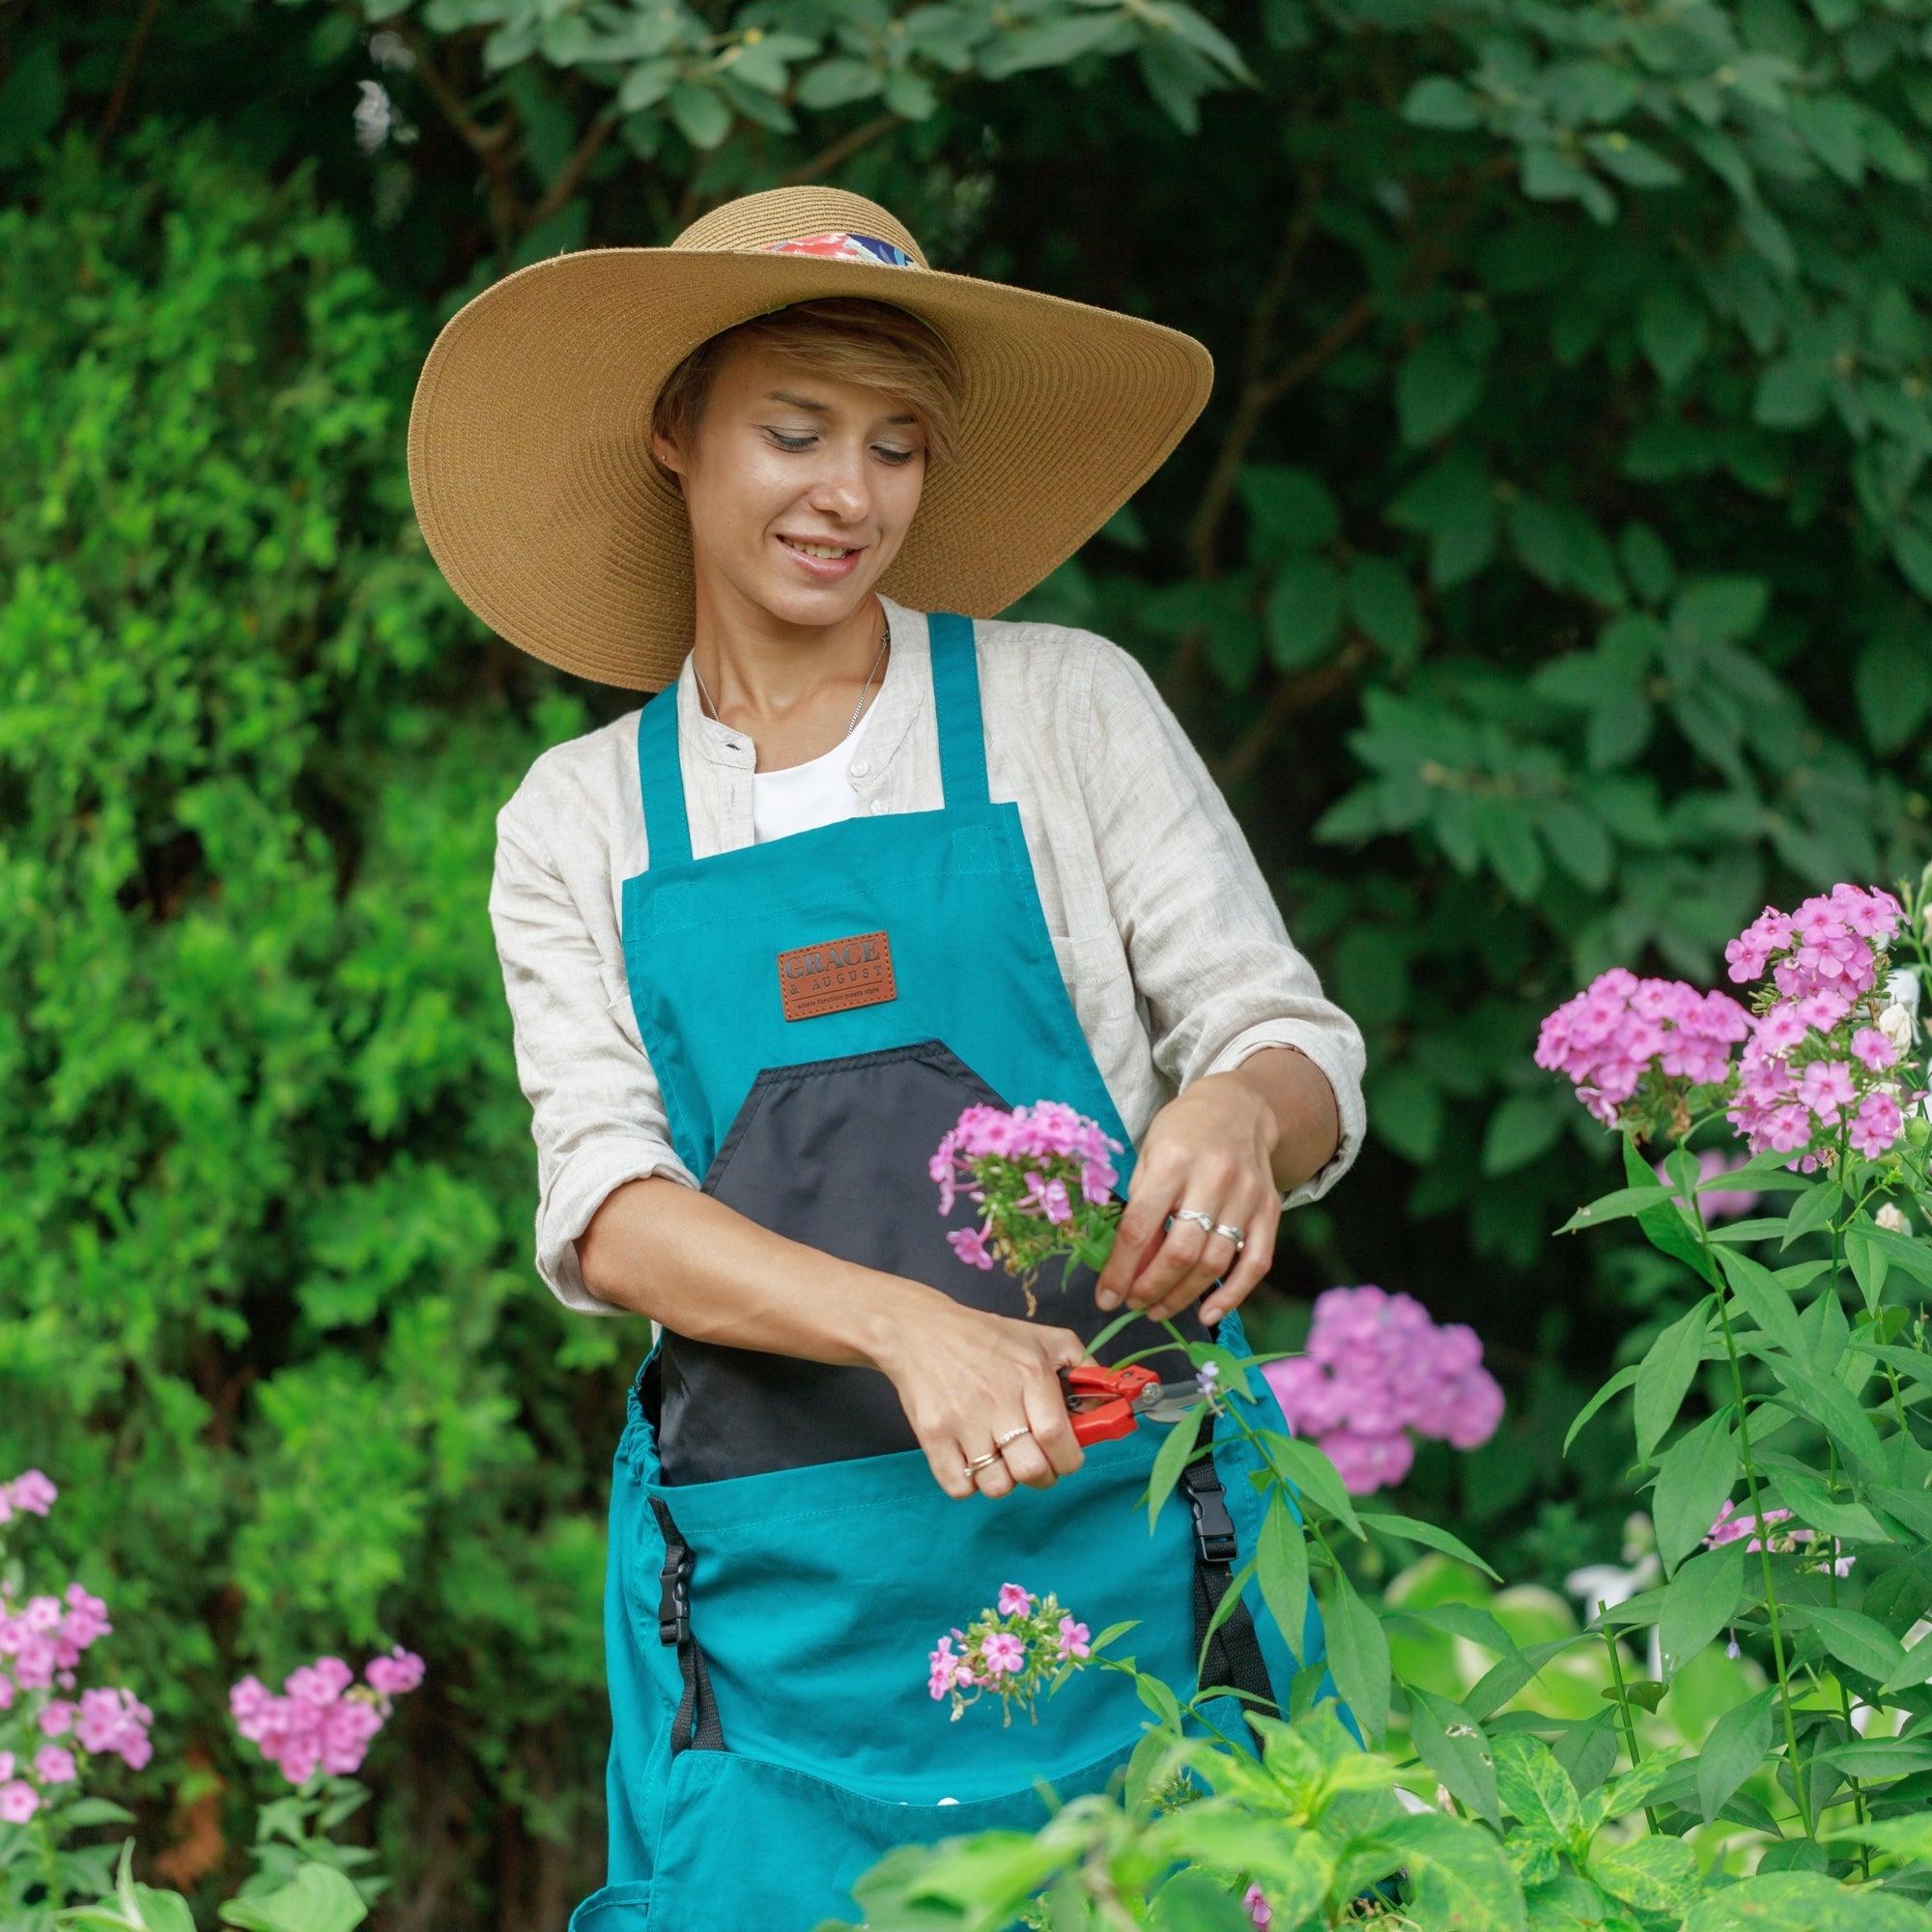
[964,1447,1004,1474]
[994,1426,1033,1450]
[1172,1208,1216,1236]
[1213,1222,1246,1251]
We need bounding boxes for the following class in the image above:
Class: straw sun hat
[407,185,1213,691]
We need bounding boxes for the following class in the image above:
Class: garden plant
[823,875,1932,1928]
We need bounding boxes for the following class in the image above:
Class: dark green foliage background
[3,0,1932,1923]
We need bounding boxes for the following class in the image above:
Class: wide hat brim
[408,235,1213,691]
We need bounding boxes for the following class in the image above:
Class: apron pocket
[649,1736,1137,1932]
[567,1881,652,1932]
[660,1037,1202,1484]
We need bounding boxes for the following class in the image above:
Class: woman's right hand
[873,1299,1088,1501]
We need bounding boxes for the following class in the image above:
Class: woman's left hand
[1094,1049,1339,1327]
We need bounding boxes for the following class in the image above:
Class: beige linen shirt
[491,598,1366,1313]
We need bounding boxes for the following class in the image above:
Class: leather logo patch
[778,930,896,1022]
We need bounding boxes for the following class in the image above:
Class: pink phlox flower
[11,1634,56,1690]
[286,1657,354,1706]
[927,1637,962,1700]
[1318,1428,1414,1496]
[0,1754,10,1781]
[37,1700,75,1738]
[1851,1091,1904,1158]
[1799,1060,1856,1124]
[364,1648,425,1697]
[1057,1616,1091,1661]
[61,1585,110,1652]
[979,1633,1025,1677]
[946,1224,995,1270]
[1852,1027,1900,1071]
[317,1698,384,1777]
[996,1583,1035,1618]
[76,1687,153,1768]
[21,1596,61,1635]
[1753,1007,1806,1056]
[0,1679,14,1712]
[0,1780,38,1824]
[5,1472,56,1518]
[1793,991,1851,1033]
[1706,1501,1790,1550]
[1243,1885,1273,1929]
[1020,1172,1072,1226]
[33,1745,76,1785]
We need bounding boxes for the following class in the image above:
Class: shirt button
[869,799,888,816]
[850,757,870,778]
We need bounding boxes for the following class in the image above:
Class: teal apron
[571,613,1315,1931]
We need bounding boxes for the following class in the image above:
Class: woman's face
[653,344,928,632]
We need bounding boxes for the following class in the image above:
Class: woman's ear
[650,430,686,478]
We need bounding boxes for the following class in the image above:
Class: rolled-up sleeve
[491,794,695,1312]
[1079,641,1366,1206]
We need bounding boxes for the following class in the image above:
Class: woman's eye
[873,444,920,467]
[765,429,815,451]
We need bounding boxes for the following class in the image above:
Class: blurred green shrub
[0,130,628,1918]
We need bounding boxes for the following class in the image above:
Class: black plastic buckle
[1181,1462,1238,1566]
[658,1540,691,1646]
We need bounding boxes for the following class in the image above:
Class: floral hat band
[763,231,919,270]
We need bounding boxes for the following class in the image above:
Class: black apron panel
[657,1039,1206,1485]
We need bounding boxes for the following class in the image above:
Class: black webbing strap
[649,1497,725,1754]
[1180,1451,1276,1716]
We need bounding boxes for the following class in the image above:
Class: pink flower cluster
[932,1103,1122,1216]
[0,1471,153,1826]
[1263,1287,1505,1495]
[1706,1501,1852,1577]
[0,1470,56,1525]
[1534,971,1749,1126]
[231,1647,424,1786]
[1723,888,1910,1160]
[927,1585,1093,1723]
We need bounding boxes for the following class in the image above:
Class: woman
[410,186,1365,1928]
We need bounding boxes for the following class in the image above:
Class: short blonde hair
[652,297,965,469]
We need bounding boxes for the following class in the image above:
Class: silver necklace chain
[692,611,891,745]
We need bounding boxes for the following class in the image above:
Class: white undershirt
[749,702,877,844]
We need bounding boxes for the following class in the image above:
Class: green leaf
[1670,576,1769,649]
[1768,1364,1886,1477]
[1565,1364,1639,1454]
[1716,1247,1804,1357]
[1406,1689,1501,1830]
[1369,1063,1443,1164]
[1264,1435,1364,1538]
[1493,1732,1580,1836]
[1799,1605,1907,1686]
[1464,1637,1585,1720]
[1637,285,1708,388]
[1386,449,1497,588]
[1239,466,1339,554]
[666,81,732,147]
[1771,1464,1889,1546]
[1146,1402,1208,1530]
[1820,1816,1932,1864]
[1879,1629,1932,1694]
[1556,1185,1679,1236]
[1634,1301,1711,1462]
[1346,556,1424,663]
[1652,1411,1739,1573]
[1398,338,1484,446]
[1321,1566,1390,1745]
[219,1866,368,1932]
[1482,1093,1565,1177]
[1386,1602,1522,1660]
[1359,1511,1501,1580]
[1591,1834,1697,1916]
[1694,1685,1776,1824]
[1684,1871,1932,1932]
[793,57,884,106]
[1403,75,1481,129]
[1377,1809,1525,1932]
[1659,1540,1746,1676]
[1257,1495,1309,1665]
[1265,557,1345,670]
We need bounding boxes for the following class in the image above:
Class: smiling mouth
[780,536,861,561]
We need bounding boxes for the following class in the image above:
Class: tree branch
[1211,639,1371,788]
[524,111,616,234]
[780,110,899,186]
[100,0,163,139]
[403,27,529,247]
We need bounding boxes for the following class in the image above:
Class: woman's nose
[807,450,870,521]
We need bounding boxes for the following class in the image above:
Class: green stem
[1696,1214,1814,1840]
[1598,1601,1659,1834]
[35,1811,63,1913]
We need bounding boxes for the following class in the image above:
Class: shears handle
[1059,1363,1160,1445]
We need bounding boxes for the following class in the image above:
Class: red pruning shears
[1060,1364,1203,1445]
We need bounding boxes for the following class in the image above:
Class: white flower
[1565,1555,1661,1612]
[1879,1003,1917,1053]
[354,80,394,155]
[1875,1204,1910,1235]
[368,29,415,71]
